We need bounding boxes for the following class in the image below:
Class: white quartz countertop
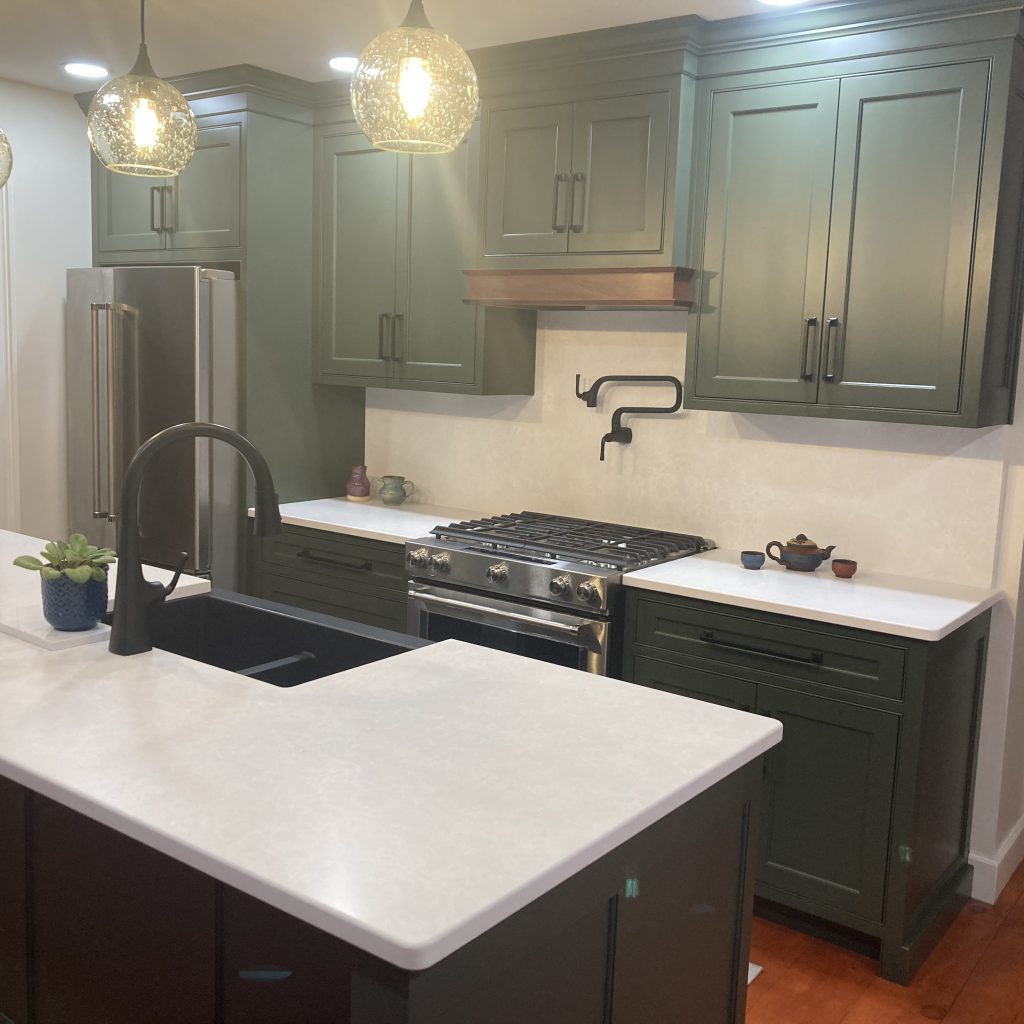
[624,548,1001,641]
[0,624,779,970]
[249,497,484,545]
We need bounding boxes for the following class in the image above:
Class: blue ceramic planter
[40,574,108,631]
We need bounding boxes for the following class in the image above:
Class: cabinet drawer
[256,572,407,634]
[257,527,405,596]
[630,654,756,712]
[632,598,905,701]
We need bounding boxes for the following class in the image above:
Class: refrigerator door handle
[105,305,118,523]
[106,304,140,525]
[90,302,112,519]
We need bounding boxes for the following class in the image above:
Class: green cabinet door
[95,164,166,253]
[755,684,899,924]
[692,80,839,404]
[398,127,481,385]
[483,103,574,255]
[568,92,671,254]
[167,119,242,251]
[819,63,989,413]
[317,131,398,381]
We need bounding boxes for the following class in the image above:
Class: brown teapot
[766,533,836,572]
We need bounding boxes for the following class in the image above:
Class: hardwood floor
[747,860,1024,1023]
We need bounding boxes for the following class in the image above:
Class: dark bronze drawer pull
[699,629,823,666]
[238,967,294,982]
[295,548,372,572]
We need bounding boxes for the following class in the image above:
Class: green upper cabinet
[686,56,1017,427]
[165,118,242,252]
[315,122,536,395]
[484,103,573,256]
[94,166,167,253]
[482,90,672,260]
[94,113,242,260]
[818,65,987,414]
[693,80,839,405]
[568,93,671,254]
[317,131,398,381]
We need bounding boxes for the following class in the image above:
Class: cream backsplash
[366,310,1010,589]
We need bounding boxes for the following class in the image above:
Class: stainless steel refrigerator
[66,265,242,587]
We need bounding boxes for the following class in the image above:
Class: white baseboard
[970,813,1024,904]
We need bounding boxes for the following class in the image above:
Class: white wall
[366,310,1024,900]
[0,78,92,538]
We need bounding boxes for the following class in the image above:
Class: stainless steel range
[406,512,715,675]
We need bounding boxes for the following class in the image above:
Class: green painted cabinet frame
[623,589,990,984]
[314,123,536,395]
[685,37,1024,427]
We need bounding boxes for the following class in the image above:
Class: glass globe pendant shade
[0,128,11,189]
[86,3,195,177]
[351,0,479,154]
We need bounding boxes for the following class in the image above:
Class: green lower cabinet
[623,590,989,984]
[250,525,408,634]
[755,685,898,923]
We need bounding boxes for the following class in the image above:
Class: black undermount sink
[103,590,427,686]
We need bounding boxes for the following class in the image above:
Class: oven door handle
[408,588,606,652]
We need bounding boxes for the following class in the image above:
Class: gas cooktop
[406,511,715,614]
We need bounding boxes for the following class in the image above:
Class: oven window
[424,613,585,670]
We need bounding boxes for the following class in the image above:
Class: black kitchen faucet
[108,422,281,656]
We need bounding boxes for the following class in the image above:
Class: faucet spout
[109,422,281,656]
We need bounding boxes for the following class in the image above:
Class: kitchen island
[0,545,779,1022]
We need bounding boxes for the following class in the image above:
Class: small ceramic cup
[740,550,766,570]
[832,558,858,579]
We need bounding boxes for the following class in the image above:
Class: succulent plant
[13,534,117,584]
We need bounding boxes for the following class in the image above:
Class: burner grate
[432,511,712,570]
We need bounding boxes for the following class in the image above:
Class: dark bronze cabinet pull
[551,172,569,232]
[570,171,587,233]
[801,316,818,380]
[391,313,405,362]
[296,548,372,572]
[699,629,823,666]
[822,317,840,383]
[378,312,392,361]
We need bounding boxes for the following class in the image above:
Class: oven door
[408,583,610,675]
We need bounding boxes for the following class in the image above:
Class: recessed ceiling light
[329,56,359,73]
[64,62,110,79]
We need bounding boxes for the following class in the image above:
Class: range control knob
[428,553,451,574]
[486,562,509,583]
[407,547,430,569]
[549,574,572,597]
[576,579,600,603]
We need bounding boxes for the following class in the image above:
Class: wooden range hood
[463,266,695,310]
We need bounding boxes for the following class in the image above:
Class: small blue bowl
[740,550,765,570]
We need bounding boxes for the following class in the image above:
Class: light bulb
[131,97,161,149]
[398,58,433,120]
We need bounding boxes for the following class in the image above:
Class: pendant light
[350,0,479,155]
[0,129,11,189]
[86,0,196,177]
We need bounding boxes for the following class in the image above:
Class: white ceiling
[2,0,811,95]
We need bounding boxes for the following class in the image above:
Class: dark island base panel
[0,760,762,1024]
